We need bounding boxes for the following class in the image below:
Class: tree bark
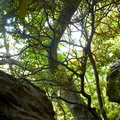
[62,87,93,120]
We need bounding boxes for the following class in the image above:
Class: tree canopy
[0,0,120,119]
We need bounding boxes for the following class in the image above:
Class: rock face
[0,70,55,120]
[107,58,120,103]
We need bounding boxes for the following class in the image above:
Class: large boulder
[106,58,120,103]
[0,70,55,120]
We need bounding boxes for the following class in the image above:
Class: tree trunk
[62,90,92,120]
[62,82,101,120]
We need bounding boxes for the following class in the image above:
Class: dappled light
[0,0,120,119]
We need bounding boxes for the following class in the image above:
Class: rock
[106,58,120,103]
[0,70,55,120]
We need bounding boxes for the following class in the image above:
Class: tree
[0,0,120,119]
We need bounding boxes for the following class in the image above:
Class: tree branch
[48,0,81,69]
[88,49,107,119]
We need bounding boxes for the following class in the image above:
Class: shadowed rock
[107,58,120,103]
[0,70,55,120]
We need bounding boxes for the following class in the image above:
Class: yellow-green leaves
[18,0,29,20]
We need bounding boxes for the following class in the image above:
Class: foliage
[0,0,120,119]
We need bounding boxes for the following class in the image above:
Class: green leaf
[18,0,29,20]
